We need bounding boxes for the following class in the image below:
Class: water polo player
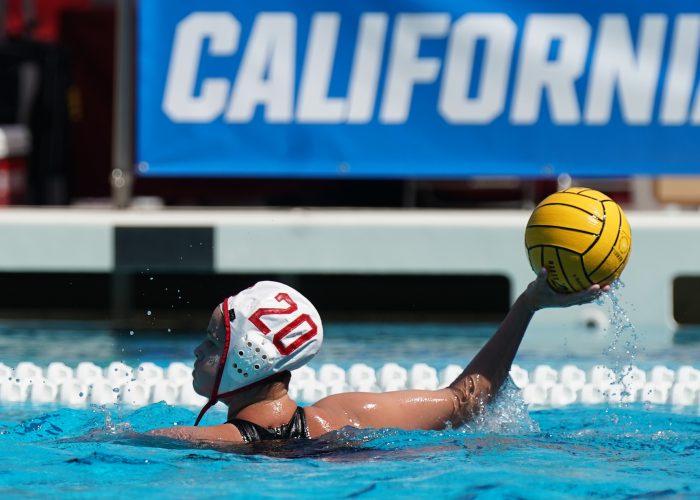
[148,272,606,443]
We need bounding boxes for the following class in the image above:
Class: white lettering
[380,14,450,124]
[162,13,239,122]
[585,14,667,125]
[439,14,515,124]
[346,14,388,123]
[161,10,694,128]
[297,13,388,123]
[226,13,296,123]
[661,15,700,125]
[297,13,344,123]
[511,15,590,125]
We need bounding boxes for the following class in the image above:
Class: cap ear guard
[222,331,279,387]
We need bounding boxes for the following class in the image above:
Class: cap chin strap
[194,297,279,426]
[194,297,233,426]
[193,399,217,427]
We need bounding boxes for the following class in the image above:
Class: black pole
[111,0,134,209]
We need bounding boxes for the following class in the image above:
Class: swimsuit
[227,406,310,442]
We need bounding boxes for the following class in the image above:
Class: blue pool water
[1,317,700,498]
[2,392,699,498]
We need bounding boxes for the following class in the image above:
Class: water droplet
[167,328,171,333]
[129,330,135,336]
[146,310,152,316]
[113,387,120,393]
[79,392,84,397]
[149,277,154,281]
[139,366,144,371]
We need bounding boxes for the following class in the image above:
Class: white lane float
[0,362,697,409]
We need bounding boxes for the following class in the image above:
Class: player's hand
[523,268,610,312]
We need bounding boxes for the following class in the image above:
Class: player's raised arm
[446,268,607,422]
[311,269,607,431]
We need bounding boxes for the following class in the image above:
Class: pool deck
[0,206,698,346]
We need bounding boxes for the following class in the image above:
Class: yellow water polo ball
[524,187,632,293]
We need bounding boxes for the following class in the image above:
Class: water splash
[598,280,642,408]
[602,281,638,356]
[461,379,540,435]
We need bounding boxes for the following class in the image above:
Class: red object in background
[0,125,31,205]
[0,157,26,205]
[6,0,90,42]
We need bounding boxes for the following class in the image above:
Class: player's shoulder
[305,397,362,436]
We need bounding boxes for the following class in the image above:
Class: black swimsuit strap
[227,407,309,443]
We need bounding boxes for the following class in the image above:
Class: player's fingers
[566,284,603,305]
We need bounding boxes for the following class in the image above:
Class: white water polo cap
[194,281,323,425]
[219,281,323,393]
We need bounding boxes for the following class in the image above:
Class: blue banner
[137,0,700,177]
